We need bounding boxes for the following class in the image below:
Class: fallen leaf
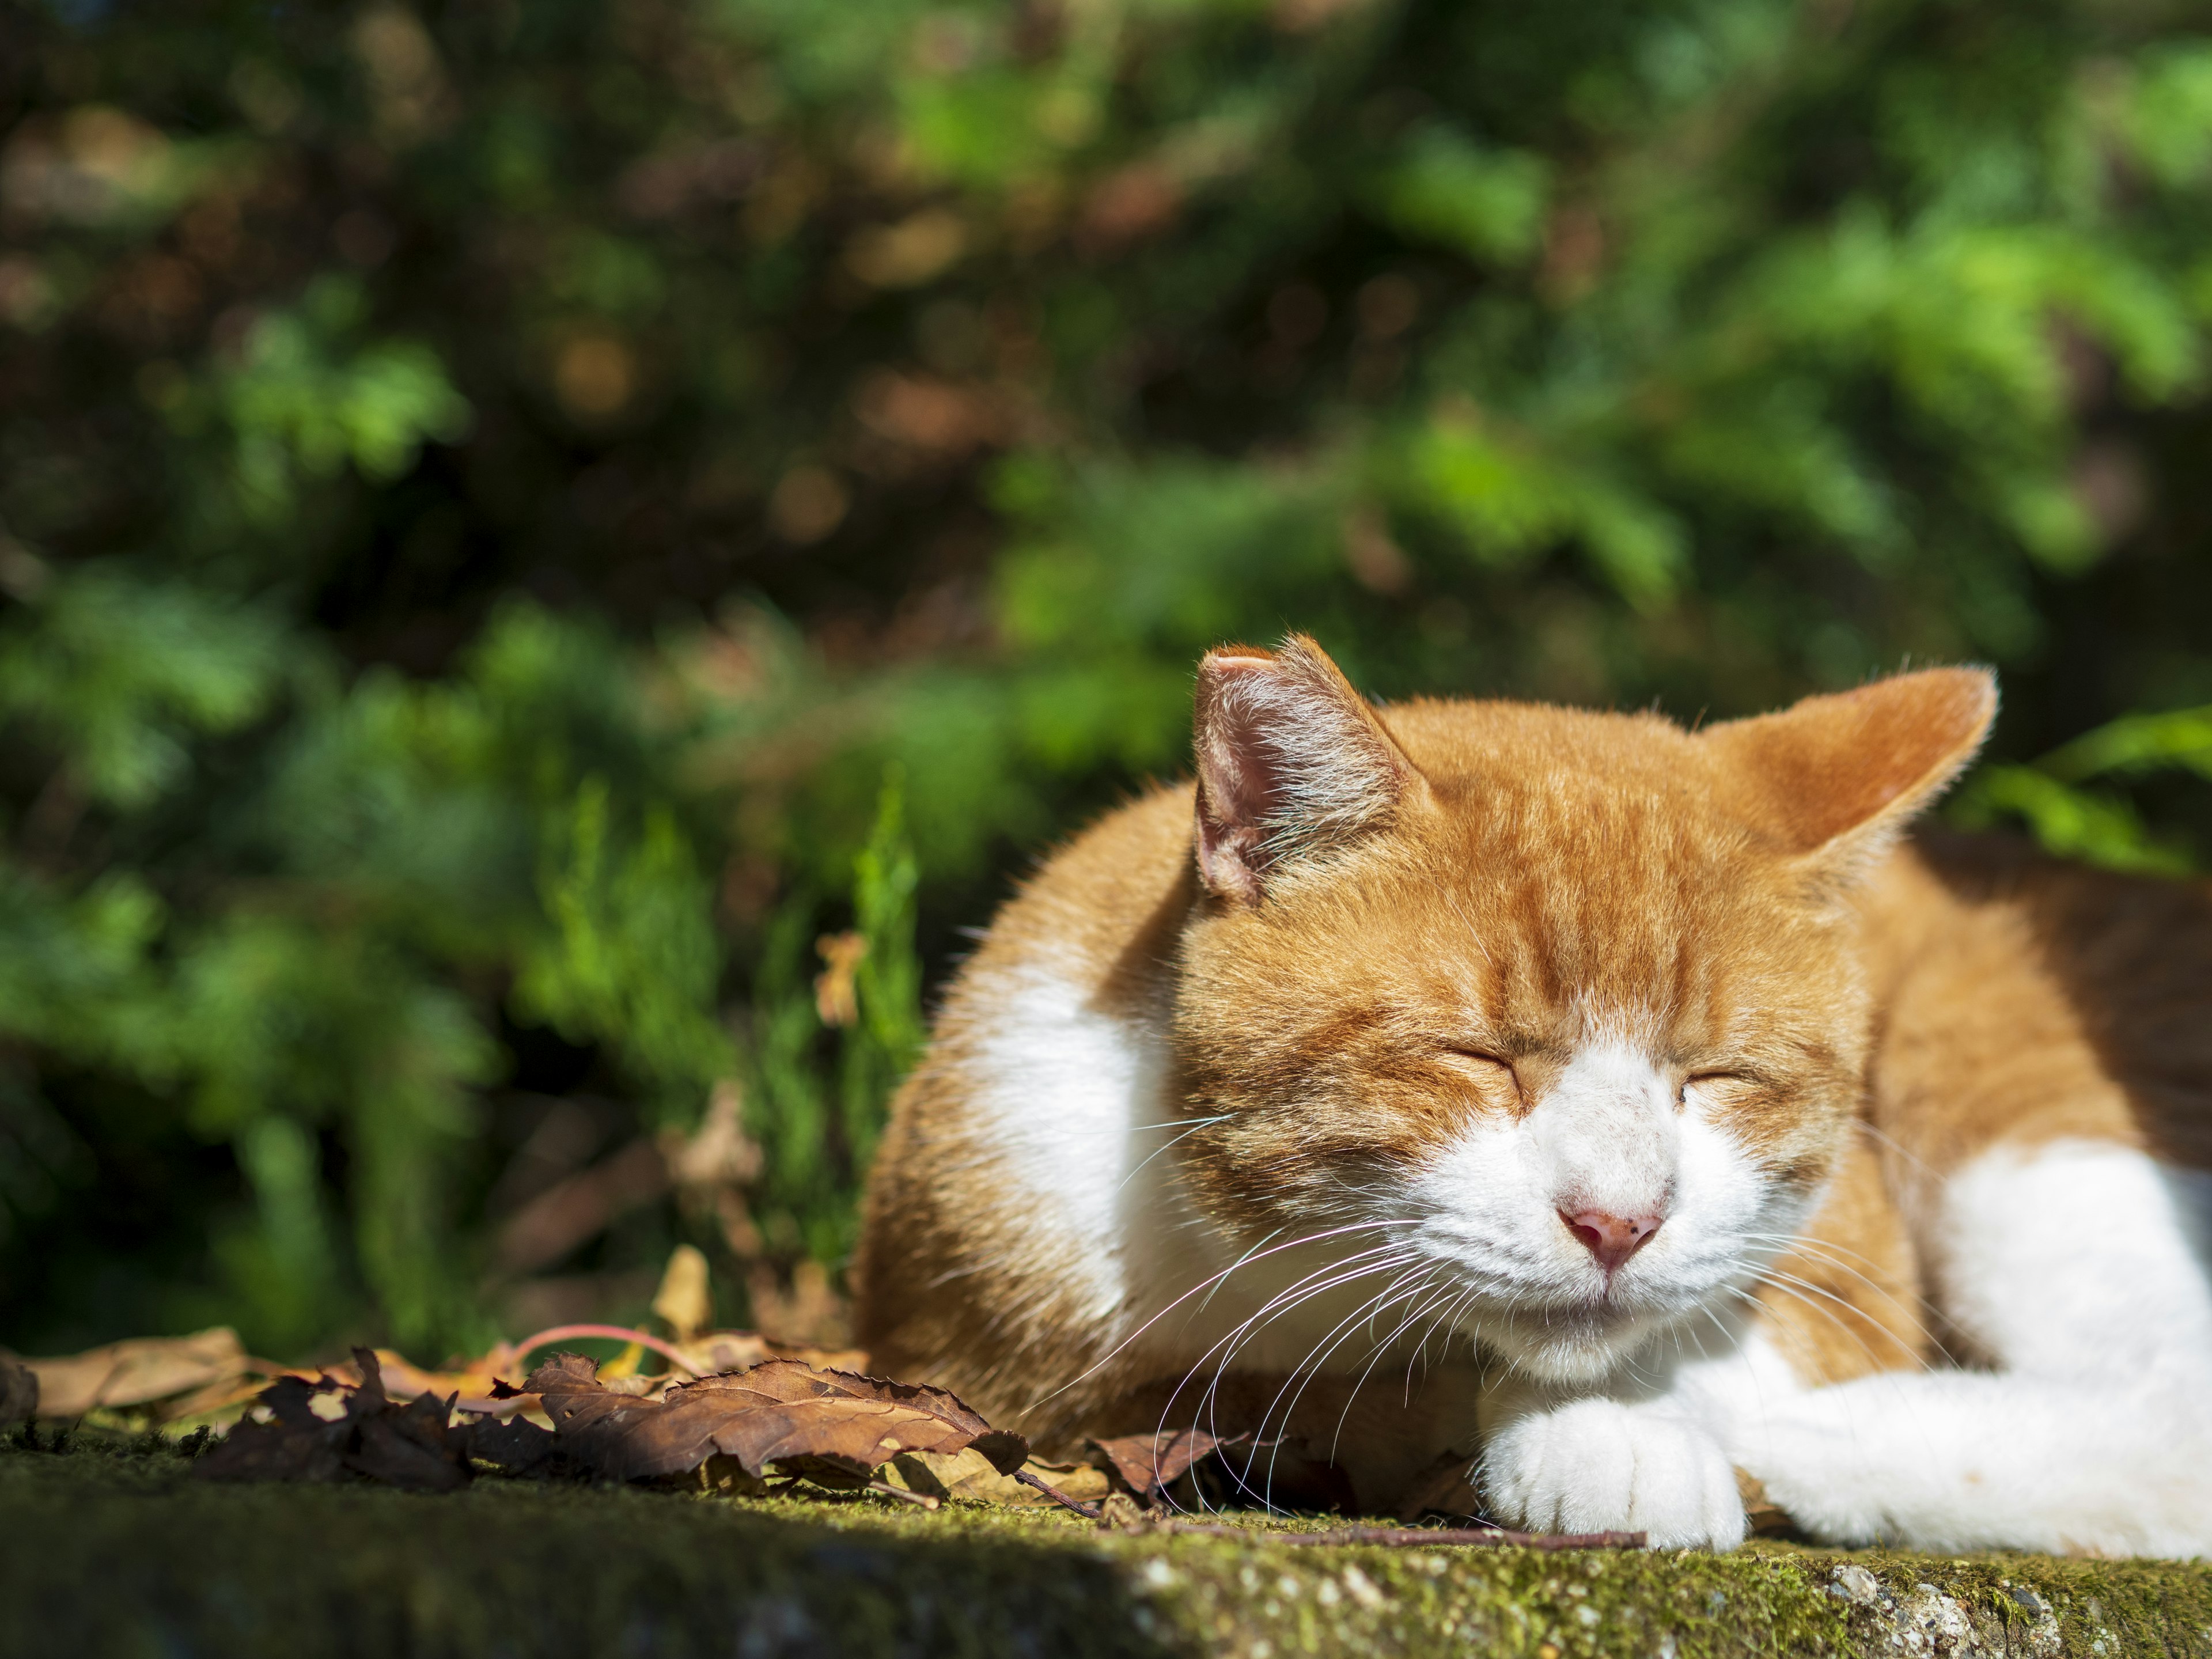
[461,1414,560,1476]
[194,1382,350,1486]
[1087,1425,1358,1513]
[881,1449,1113,1508]
[26,1327,256,1418]
[651,1245,713,1344]
[350,1347,524,1414]
[1089,1427,1231,1502]
[195,1349,472,1492]
[672,1329,868,1379]
[0,1353,37,1424]
[347,1395,472,1491]
[523,1353,1028,1490]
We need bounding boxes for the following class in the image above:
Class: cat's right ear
[1192,635,1417,904]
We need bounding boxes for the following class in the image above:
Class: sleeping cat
[855,635,2212,1554]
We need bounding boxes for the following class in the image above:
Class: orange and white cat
[856,636,2212,1555]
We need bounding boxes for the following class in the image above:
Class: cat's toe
[1482,1399,1747,1550]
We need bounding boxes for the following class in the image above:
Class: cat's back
[1859,831,2212,1175]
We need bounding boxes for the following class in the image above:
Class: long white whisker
[1025,1218,1425,1411]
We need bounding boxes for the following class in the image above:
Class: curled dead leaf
[881,1449,1112,1508]
[25,1326,260,1419]
[1086,1425,1358,1513]
[195,1349,474,1492]
[1089,1427,1231,1503]
[665,1328,866,1380]
[522,1353,1028,1490]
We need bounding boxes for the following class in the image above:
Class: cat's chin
[1483,1304,1664,1385]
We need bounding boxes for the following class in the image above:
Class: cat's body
[856,641,2212,1554]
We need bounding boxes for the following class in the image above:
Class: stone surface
[4,1429,2209,1657]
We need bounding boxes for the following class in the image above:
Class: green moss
[5,1433,2207,1658]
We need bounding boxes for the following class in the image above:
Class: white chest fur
[961,964,1475,1399]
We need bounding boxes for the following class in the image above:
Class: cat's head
[1172,635,1993,1384]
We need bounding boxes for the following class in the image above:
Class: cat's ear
[1701,666,1997,877]
[1192,634,1419,904]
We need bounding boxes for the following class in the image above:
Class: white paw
[1481,1397,1748,1549]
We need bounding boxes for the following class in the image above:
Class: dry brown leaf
[463,1414,560,1476]
[195,1349,474,1492]
[883,1449,1113,1507]
[1089,1427,1232,1502]
[651,1245,713,1343]
[26,1327,257,1418]
[522,1353,1028,1490]
[1086,1425,1358,1513]
[294,1324,868,1430]
[672,1329,868,1378]
[0,1353,36,1424]
[340,1346,527,1413]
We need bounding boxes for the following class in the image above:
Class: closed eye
[1680,1071,1758,1107]
[1438,1048,1522,1104]
[1442,1046,1513,1071]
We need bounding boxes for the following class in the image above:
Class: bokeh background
[5,0,2212,1365]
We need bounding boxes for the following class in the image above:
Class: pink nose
[1559,1208,1664,1274]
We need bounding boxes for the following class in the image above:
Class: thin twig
[1112,1520,1645,1550]
[866,1479,940,1509]
[1014,1467,1103,1518]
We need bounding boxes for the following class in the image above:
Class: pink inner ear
[1192,654,1281,903]
[1200,656,1287,830]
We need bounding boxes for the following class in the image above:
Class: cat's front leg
[1478,1382,1748,1548]
[1724,1141,2212,1558]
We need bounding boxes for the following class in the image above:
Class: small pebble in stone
[1830,1563,1883,1605]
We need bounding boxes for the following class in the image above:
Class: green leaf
[1372,128,1550,265]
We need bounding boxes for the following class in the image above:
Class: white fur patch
[1935,1138,2212,1378]
[1404,1036,1802,1384]
[1723,1140,2212,1557]
[1480,1389,1749,1548]
[965,964,1194,1328]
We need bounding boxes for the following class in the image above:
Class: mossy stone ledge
[4,1434,2207,1658]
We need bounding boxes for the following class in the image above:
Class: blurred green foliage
[2,0,2211,1359]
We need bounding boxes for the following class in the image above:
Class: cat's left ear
[1700,666,1997,880]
